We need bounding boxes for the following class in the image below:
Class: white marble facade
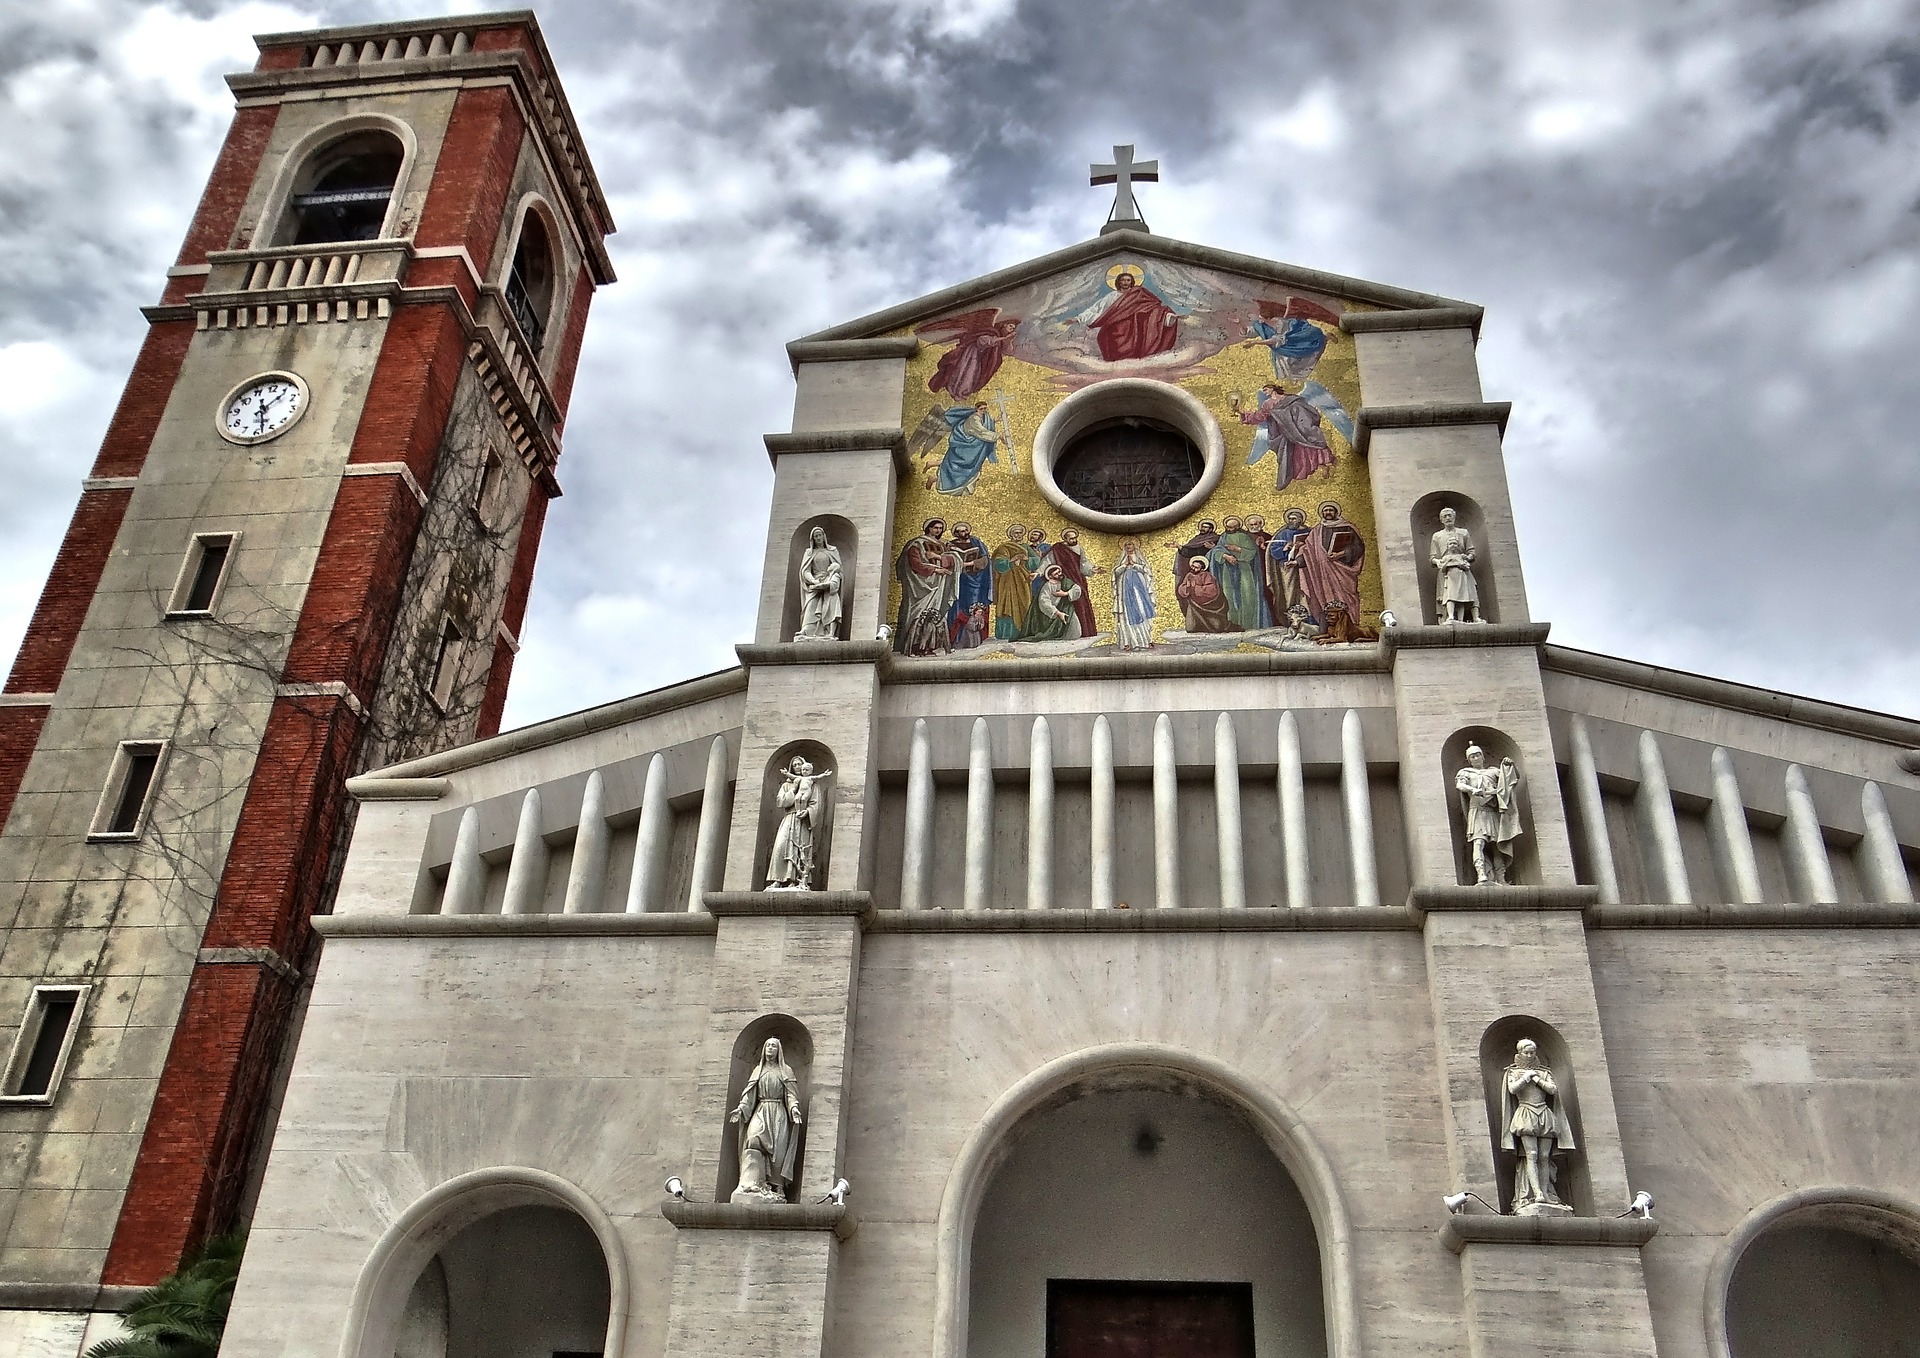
[220,231,1920,1358]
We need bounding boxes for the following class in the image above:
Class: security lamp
[1443,1190,1499,1215]
[816,1178,851,1206]
[1618,1190,1655,1219]
[665,1176,686,1201]
[1380,610,1398,628]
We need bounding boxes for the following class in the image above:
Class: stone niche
[753,739,837,890]
[1441,725,1537,886]
[717,1013,813,1203]
[781,513,857,643]
[1478,1015,1590,1216]
[1410,490,1498,624]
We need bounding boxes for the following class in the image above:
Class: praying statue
[1430,505,1482,623]
[1455,744,1522,884]
[1501,1038,1575,1215]
[766,756,830,890]
[728,1037,804,1203]
[794,527,844,642]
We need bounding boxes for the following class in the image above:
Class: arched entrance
[339,1167,628,1358]
[1711,1188,1920,1358]
[933,1044,1357,1358]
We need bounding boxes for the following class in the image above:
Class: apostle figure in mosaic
[1208,516,1270,631]
[947,522,993,649]
[1430,505,1483,624]
[1297,501,1367,630]
[728,1036,804,1203]
[766,756,830,890]
[1266,507,1312,621]
[893,519,957,656]
[793,527,843,642]
[1024,563,1084,641]
[1049,528,1101,637]
[1455,744,1522,885]
[990,524,1033,641]
[1501,1038,1575,1215]
[1176,558,1239,634]
[1112,538,1157,652]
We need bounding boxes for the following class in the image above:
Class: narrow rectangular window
[166,532,238,617]
[89,741,166,840]
[472,450,502,528]
[427,619,463,713]
[1,985,89,1103]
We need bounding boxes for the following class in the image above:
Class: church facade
[6,12,1920,1358]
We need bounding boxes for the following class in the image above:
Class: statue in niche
[1455,744,1522,884]
[766,756,831,890]
[728,1037,804,1203]
[1430,505,1483,623]
[794,527,844,642]
[1501,1038,1576,1215]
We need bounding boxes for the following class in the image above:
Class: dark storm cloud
[1,0,1915,725]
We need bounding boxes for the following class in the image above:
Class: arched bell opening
[340,1166,627,1358]
[276,129,405,246]
[965,1072,1328,1358]
[1713,1189,1920,1358]
[505,206,557,354]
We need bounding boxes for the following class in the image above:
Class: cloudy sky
[3,0,1917,728]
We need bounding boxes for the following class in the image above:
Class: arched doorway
[935,1046,1354,1358]
[340,1167,627,1358]
[1721,1192,1920,1358]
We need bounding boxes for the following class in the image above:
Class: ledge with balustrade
[157,238,563,467]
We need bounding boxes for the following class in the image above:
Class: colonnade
[898,710,1382,911]
[1566,715,1914,906]
[436,735,733,915]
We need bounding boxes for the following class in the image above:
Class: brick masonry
[5,487,134,695]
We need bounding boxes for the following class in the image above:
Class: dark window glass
[107,749,160,835]
[14,993,77,1097]
[180,537,232,613]
[290,142,402,245]
[506,216,554,353]
[1053,417,1202,516]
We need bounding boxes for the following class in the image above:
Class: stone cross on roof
[1091,144,1158,235]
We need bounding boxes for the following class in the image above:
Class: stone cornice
[1440,1213,1656,1253]
[314,912,718,938]
[882,645,1391,684]
[1409,885,1600,915]
[1353,401,1512,456]
[345,776,452,802]
[795,229,1472,344]
[866,906,1419,933]
[763,427,907,474]
[704,891,875,920]
[1341,305,1485,338]
[1587,902,1920,929]
[785,337,919,371]
[662,1200,857,1240]
[364,667,746,781]
[1385,621,1551,652]
[1543,644,1920,750]
[737,640,891,667]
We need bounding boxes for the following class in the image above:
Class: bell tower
[0,11,612,1345]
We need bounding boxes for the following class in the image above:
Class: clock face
[219,374,306,443]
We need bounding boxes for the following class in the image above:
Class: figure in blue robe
[1249,317,1355,444]
[931,403,1003,494]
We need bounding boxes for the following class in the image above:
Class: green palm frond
[84,1233,246,1358]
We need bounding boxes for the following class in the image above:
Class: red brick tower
[0,11,611,1336]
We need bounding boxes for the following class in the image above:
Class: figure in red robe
[919,309,1020,399]
[1080,269,1179,362]
[1297,501,1369,633]
[1047,528,1102,637]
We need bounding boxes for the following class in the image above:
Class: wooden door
[1047,1280,1256,1358]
